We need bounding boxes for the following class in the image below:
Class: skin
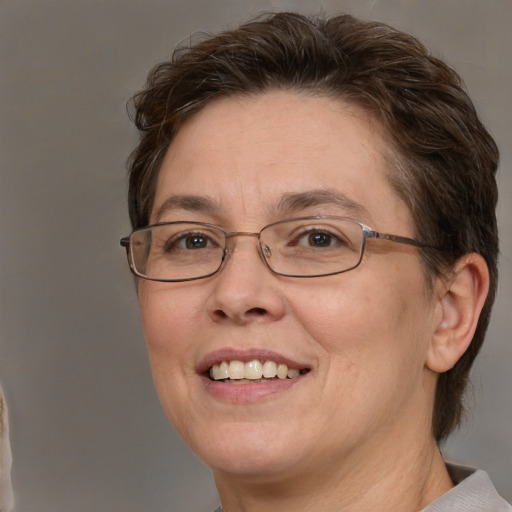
[137,91,488,512]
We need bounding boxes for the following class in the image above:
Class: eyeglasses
[120,216,427,282]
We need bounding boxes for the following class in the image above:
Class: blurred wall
[0,1,510,511]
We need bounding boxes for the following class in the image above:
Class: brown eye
[289,228,347,248]
[164,231,218,252]
[307,232,333,247]
[185,235,209,249]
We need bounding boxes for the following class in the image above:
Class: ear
[426,253,490,373]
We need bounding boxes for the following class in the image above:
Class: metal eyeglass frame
[120,216,429,282]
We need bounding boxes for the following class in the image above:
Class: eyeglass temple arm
[120,237,130,249]
[366,230,426,248]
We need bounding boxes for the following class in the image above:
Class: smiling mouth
[209,359,309,383]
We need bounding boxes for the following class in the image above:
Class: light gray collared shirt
[421,463,512,512]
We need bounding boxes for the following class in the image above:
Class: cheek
[137,283,205,409]
[290,269,431,376]
[290,274,433,436]
[139,283,203,350]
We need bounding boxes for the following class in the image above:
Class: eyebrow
[275,189,370,219]
[153,189,370,222]
[154,194,222,222]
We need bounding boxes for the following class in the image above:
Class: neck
[214,426,453,512]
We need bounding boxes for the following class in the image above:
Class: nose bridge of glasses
[224,231,271,260]
[225,231,260,239]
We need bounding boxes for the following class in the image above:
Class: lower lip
[201,375,304,403]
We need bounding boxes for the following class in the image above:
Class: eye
[164,231,219,252]
[184,234,209,249]
[290,228,347,248]
[306,231,334,247]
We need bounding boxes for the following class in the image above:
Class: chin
[183,418,311,478]
[207,449,304,482]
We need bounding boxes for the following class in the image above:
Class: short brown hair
[127,12,499,441]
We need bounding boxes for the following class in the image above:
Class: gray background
[0,1,510,510]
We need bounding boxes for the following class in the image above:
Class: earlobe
[426,254,490,374]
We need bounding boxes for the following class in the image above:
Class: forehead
[153,91,410,231]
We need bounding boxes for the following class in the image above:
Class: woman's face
[138,91,439,481]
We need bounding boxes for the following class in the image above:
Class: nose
[205,234,286,324]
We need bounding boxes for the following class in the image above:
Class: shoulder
[421,463,512,512]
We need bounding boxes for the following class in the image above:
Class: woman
[121,12,510,511]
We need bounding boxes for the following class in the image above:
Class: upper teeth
[209,360,301,381]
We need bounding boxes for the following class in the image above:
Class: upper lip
[197,348,311,375]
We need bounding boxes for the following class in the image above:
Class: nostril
[247,307,267,316]
[212,307,266,322]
